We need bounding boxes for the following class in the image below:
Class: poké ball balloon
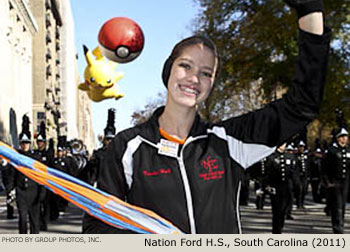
[98,17,145,63]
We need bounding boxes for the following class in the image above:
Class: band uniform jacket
[323,143,350,185]
[7,150,42,203]
[80,147,106,186]
[53,157,69,173]
[310,154,323,181]
[296,152,310,179]
[266,152,296,187]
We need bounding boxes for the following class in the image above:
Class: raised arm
[215,0,331,169]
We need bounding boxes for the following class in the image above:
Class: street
[0,192,82,234]
[0,189,349,234]
[241,194,350,234]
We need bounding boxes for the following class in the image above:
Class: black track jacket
[84,27,331,234]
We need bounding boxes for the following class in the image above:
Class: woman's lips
[179,84,199,96]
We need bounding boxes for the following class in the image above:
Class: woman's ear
[162,57,173,88]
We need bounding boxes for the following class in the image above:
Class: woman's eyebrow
[177,57,193,63]
[203,66,214,72]
[178,58,214,71]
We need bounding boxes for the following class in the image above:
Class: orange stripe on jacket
[159,128,186,145]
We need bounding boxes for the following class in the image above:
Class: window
[37,112,45,120]
[46,65,52,78]
[46,31,52,44]
[46,48,52,62]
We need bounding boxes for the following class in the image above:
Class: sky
[70,0,201,146]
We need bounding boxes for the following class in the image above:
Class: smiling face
[166,43,217,108]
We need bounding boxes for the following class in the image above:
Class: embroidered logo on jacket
[199,156,224,180]
[143,168,171,177]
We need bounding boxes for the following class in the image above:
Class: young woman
[83,0,330,234]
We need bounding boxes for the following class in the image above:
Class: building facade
[31,0,62,143]
[0,0,37,148]
[59,0,95,152]
[0,0,95,152]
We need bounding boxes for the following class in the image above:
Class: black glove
[285,0,324,19]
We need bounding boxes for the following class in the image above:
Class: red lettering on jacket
[143,168,171,177]
[199,156,224,180]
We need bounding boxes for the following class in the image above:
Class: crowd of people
[1,108,349,234]
[0,115,93,233]
[244,124,350,234]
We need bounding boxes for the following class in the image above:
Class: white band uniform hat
[37,134,45,141]
[36,121,47,142]
[19,114,31,143]
[286,144,294,151]
[19,133,31,143]
[298,140,306,147]
[336,128,349,138]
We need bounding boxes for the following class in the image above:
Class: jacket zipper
[177,156,196,234]
[143,135,204,234]
[177,136,207,234]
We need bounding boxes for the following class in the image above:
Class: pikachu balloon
[78,45,124,102]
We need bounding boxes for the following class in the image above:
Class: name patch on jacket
[158,139,179,158]
[143,168,171,177]
[199,155,224,181]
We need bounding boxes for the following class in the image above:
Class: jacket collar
[139,106,208,144]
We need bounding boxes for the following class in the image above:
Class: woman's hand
[285,0,324,35]
[299,12,323,35]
